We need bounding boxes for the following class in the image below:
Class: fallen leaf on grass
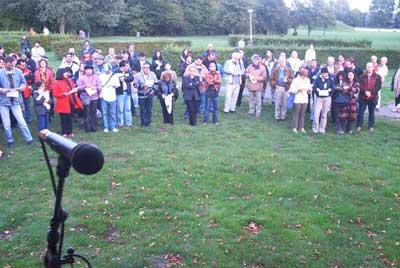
[366,230,378,239]
[245,221,263,234]
[165,253,183,266]
[91,248,101,257]
[379,254,398,266]
[283,223,302,230]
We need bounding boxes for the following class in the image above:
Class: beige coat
[246,64,267,91]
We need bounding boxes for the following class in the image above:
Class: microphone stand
[40,139,92,268]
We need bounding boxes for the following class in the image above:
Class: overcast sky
[284,0,371,12]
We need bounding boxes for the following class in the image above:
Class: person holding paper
[77,64,102,132]
[134,63,158,128]
[0,56,34,148]
[312,67,335,134]
[32,81,51,131]
[158,72,178,124]
[53,68,83,137]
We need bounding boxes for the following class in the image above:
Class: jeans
[83,100,98,132]
[117,91,132,127]
[0,104,33,144]
[23,97,32,123]
[199,92,206,114]
[357,99,376,129]
[131,93,138,115]
[204,96,219,123]
[101,99,117,130]
[139,96,153,127]
[37,113,49,131]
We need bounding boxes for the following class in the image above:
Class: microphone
[39,129,104,175]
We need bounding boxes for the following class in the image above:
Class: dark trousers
[139,96,153,127]
[236,75,246,107]
[357,99,376,129]
[84,100,98,132]
[395,96,400,106]
[292,103,307,130]
[160,99,174,124]
[60,113,73,135]
[186,99,199,126]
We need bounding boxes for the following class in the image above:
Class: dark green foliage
[255,0,289,35]
[367,0,396,28]
[51,40,191,59]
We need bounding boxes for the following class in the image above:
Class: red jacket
[53,78,83,114]
[22,68,34,98]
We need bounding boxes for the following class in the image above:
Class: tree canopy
[0,0,399,36]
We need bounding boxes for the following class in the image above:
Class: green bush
[228,35,373,49]
[0,32,79,53]
[163,46,400,73]
[51,40,191,59]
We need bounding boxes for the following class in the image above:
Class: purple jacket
[77,74,102,101]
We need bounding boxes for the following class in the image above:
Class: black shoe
[7,142,14,149]
[230,111,235,113]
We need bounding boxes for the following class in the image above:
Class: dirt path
[376,103,400,121]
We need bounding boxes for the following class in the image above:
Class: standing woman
[158,72,178,124]
[34,59,54,120]
[391,65,400,113]
[151,50,165,80]
[289,67,312,133]
[77,65,102,132]
[183,66,201,126]
[52,68,83,136]
[336,70,359,134]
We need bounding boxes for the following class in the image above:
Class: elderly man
[0,56,33,148]
[270,56,294,121]
[134,62,158,128]
[357,62,382,132]
[60,52,80,74]
[223,51,245,113]
[246,55,267,118]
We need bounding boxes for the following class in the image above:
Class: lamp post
[247,9,254,46]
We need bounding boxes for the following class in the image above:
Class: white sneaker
[103,129,109,133]
[312,128,318,133]
[112,128,119,133]
[292,128,298,133]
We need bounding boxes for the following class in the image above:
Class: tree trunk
[307,25,311,36]
[59,15,66,34]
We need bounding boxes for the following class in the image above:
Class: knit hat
[320,67,329,74]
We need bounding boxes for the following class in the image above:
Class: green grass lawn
[1,97,400,267]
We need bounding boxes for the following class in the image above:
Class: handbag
[287,93,295,110]
[334,93,350,107]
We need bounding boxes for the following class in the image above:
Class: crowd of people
[0,39,399,159]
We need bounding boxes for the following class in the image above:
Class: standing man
[236,49,248,107]
[262,49,276,104]
[270,56,294,121]
[357,62,382,132]
[224,51,244,113]
[0,56,34,148]
[246,55,267,118]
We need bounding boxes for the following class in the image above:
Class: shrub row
[51,41,191,59]
[0,33,79,53]
[228,35,373,49]
[163,46,400,72]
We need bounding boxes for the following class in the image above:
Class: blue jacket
[313,75,335,98]
[0,68,26,106]
[182,76,201,101]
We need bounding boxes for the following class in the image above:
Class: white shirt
[377,65,388,82]
[31,47,45,63]
[289,76,312,104]
[287,58,302,73]
[305,48,316,62]
[99,73,119,102]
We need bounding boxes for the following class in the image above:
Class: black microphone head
[71,143,104,175]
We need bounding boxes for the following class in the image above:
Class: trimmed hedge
[51,40,191,59]
[228,35,373,49]
[0,32,79,53]
[163,46,400,72]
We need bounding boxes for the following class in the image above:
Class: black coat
[182,76,201,101]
